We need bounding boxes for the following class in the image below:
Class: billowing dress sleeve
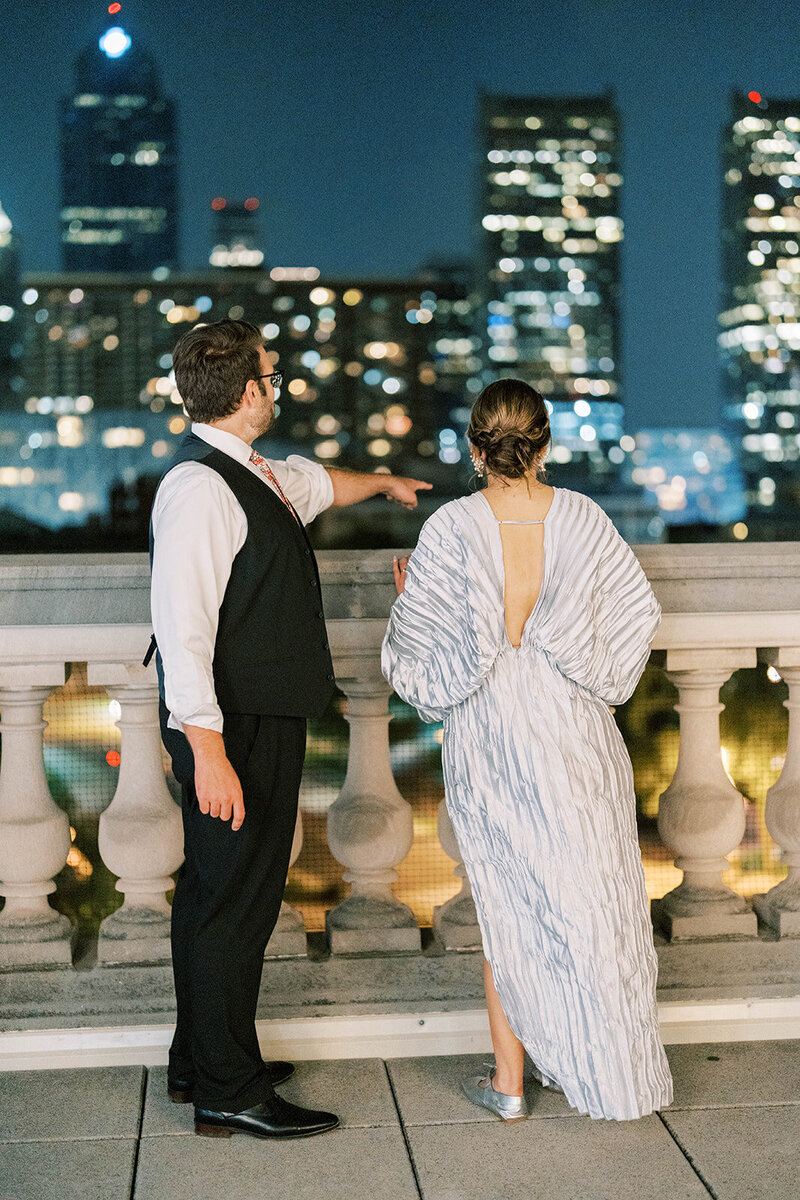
[540,500,661,706]
[381,507,503,722]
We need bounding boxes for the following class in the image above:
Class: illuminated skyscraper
[0,200,22,407]
[476,92,624,476]
[60,25,178,272]
[719,91,800,530]
[209,198,265,268]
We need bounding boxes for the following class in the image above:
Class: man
[150,318,431,1140]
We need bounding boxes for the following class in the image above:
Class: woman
[381,379,673,1123]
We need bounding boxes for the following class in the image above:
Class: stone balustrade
[1,541,799,977]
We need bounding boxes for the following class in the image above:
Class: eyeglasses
[256,371,283,389]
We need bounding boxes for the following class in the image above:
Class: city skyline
[2,0,800,430]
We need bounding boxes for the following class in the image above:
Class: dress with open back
[381,488,673,1120]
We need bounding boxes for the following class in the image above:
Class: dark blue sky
[1,0,798,428]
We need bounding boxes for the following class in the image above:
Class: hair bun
[467,379,551,482]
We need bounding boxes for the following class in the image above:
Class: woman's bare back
[481,486,555,647]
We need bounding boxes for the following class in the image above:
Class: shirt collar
[191,422,253,467]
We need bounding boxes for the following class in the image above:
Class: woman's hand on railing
[393,555,410,595]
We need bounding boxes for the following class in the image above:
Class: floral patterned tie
[249,449,301,525]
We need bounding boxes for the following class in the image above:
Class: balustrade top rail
[1,543,800,617]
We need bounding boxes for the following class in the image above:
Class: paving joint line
[128,1065,148,1200]
[657,1111,719,1200]
[382,1060,424,1200]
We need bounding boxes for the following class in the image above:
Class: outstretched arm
[324,466,432,509]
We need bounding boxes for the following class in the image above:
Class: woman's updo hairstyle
[467,378,551,481]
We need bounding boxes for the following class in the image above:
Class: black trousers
[165,711,306,1112]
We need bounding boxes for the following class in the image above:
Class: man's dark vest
[150,432,336,724]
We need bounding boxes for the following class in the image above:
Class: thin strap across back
[496,518,545,525]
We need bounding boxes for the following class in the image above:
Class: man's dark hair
[172,319,264,423]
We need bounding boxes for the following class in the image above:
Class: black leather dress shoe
[194,1094,339,1139]
[168,1060,295,1103]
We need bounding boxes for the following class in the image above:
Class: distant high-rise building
[625,428,746,532]
[209,198,265,268]
[719,91,800,532]
[0,200,22,407]
[60,24,178,272]
[14,267,471,500]
[476,92,624,477]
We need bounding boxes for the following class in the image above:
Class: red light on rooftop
[748,91,762,103]
[108,3,122,13]
[106,750,121,767]
[211,197,227,211]
[244,197,260,211]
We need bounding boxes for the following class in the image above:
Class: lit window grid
[19,275,459,472]
[721,99,800,485]
[478,97,623,419]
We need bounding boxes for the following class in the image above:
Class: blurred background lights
[99,27,131,58]
[58,492,85,512]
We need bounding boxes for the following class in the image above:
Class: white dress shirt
[150,422,334,734]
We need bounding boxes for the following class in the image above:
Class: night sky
[1,0,799,429]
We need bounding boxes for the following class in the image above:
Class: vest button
[310,579,318,587]
[304,548,311,556]
[323,642,329,650]
[327,674,335,682]
[317,611,324,619]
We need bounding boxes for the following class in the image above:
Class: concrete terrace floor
[1,1042,799,1200]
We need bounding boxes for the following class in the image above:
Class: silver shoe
[461,1068,529,1121]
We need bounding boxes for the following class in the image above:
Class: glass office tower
[209,198,265,269]
[0,200,22,408]
[476,92,624,476]
[60,26,178,272]
[719,91,800,531]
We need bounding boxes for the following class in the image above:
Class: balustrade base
[97,907,172,967]
[433,897,482,951]
[753,894,800,938]
[326,924,421,956]
[265,904,308,959]
[326,896,421,956]
[651,897,758,942]
[0,911,73,971]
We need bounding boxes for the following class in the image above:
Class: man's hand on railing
[182,725,245,830]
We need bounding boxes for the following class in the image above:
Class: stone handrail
[1,543,800,968]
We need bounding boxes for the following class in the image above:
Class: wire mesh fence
[7,660,789,940]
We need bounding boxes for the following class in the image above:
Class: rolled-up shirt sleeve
[150,463,247,733]
[265,453,334,525]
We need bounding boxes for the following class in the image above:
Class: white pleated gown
[381,487,674,1120]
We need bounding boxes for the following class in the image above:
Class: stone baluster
[652,648,758,940]
[0,664,73,968]
[326,663,420,954]
[265,809,307,957]
[88,661,184,965]
[754,651,800,937]
[433,799,482,950]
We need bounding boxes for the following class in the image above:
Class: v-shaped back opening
[477,488,558,649]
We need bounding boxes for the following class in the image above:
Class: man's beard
[255,388,275,437]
